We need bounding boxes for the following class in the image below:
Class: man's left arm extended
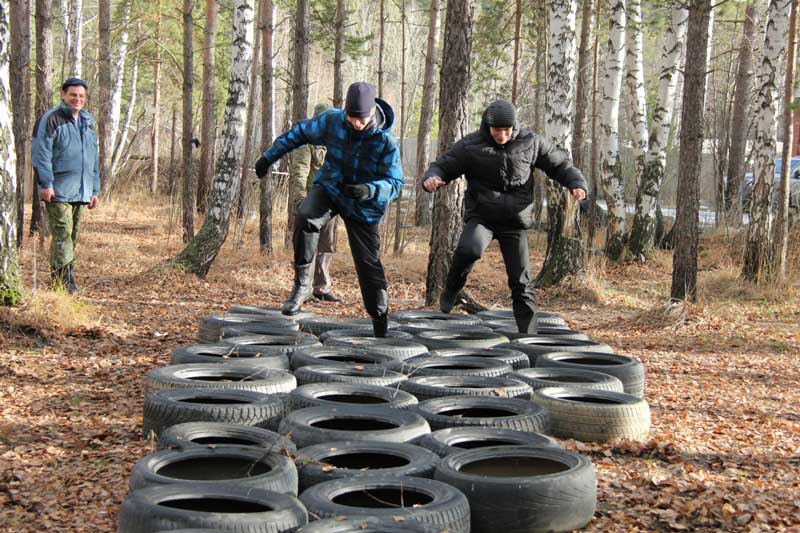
[256,114,328,176]
[369,141,404,203]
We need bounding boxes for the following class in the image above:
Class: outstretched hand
[571,188,587,201]
[255,157,271,178]
[423,176,446,193]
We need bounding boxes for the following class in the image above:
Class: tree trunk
[393,0,407,254]
[671,0,712,302]
[624,0,647,191]
[31,0,53,239]
[414,0,440,227]
[109,0,130,154]
[378,0,385,97]
[511,0,521,104]
[1,0,24,305]
[150,0,162,194]
[175,0,255,277]
[572,0,593,171]
[9,0,30,247]
[725,3,757,226]
[66,0,81,77]
[742,0,791,283]
[259,0,275,254]
[332,0,345,108]
[169,103,177,182]
[587,2,600,247]
[772,0,796,282]
[628,4,687,260]
[181,0,195,241]
[598,0,626,261]
[291,0,309,124]
[238,0,261,221]
[111,33,138,177]
[97,0,111,197]
[424,0,472,306]
[536,0,582,287]
[197,0,217,213]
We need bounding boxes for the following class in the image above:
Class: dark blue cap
[62,77,88,91]
[345,82,376,118]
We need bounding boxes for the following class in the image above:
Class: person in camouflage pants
[288,102,343,303]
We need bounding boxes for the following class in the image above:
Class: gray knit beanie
[484,100,517,128]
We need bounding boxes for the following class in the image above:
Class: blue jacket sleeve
[261,112,329,167]
[32,113,55,189]
[93,132,101,196]
[370,138,404,203]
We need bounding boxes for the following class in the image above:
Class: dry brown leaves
[1,199,799,532]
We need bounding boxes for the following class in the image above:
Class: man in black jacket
[422,99,587,334]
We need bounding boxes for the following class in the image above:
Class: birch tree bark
[109,0,130,153]
[671,0,712,302]
[112,35,138,176]
[624,0,647,189]
[66,0,81,77]
[628,4,687,260]
[742,0,791,283]
[175,0,255,277]
[414,0,440,227]
[535,0,582,286]
[197,0,217,213]
[1,0,23,305]
[333,0,345,108]
[424,0,472,306]
[32,0,53,238]
[181,0,194,241]
[726,4,757,226]
[151,0,162,194]
[598,0,626,261]
[259,0,275,253]
[97,0,112,195]
[572,0,593,171]
[238,0,261,220]
[9,0,30,247]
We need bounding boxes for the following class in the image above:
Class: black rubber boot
[281,264,313,316]
[65,265,79,294]
[439,290,458,313]
[372,315,388,338]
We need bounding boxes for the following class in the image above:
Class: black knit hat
[345,82,376,118]
[62,77,88,91]
[484,99,516,128]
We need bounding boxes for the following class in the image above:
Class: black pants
[445,219,537,333]
[294,188,388,319]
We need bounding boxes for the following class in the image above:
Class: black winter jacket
[423,112,588,229]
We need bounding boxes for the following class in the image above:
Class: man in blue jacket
[32,77,101,294]
[255,82,403,337]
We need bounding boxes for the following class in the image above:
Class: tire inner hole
[310,418,399,431]
[316,394,389,404]
[159,497,273,513]
[459,456,569,477]
[320,452,410,469]
[438,408,517,418]
[157,457,271,480]
[332,488,433,508]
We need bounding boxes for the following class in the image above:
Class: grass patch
[5,289,101,333]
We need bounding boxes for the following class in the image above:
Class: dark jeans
[445,219,537,333]
[294,188,388,319]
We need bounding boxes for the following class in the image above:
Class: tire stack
[118,306,648,532]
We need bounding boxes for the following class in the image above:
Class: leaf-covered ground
[1,197,799,532]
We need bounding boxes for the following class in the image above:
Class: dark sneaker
[439,291,458,313]
[372,316,388,338]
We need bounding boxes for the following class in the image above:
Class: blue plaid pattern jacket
[261,98,404,224]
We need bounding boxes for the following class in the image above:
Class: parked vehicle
[741,156,800,212]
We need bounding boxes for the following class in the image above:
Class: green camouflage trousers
[46,202,84,269]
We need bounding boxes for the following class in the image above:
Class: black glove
[255,157,271,178]
[343,183,371,200]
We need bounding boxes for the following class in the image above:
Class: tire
[495,338,613,365]
[290,346,403,371]
[278,406,430,448]
[142,389,286,438]
[220,334,321,355]
[129,445,299,495]
[410,396,550,432]
[294,365,407,387]
[199,314,299,342]
[323,337,428,360]
[532,387,651,442]
[389,310,484,327]
[220,323,302,340]
[426,347,530,370]
[484,317,567,329]
[398,321,493,335]
[298,317,398,336]
[414,427,558,457]
[299,476,470,533]
[510,367,624,392]
[287,383,418,412]
[296,517,448,533]
[399,376,532,401]
[477,309,563,321]
[157,422,296,454]
[536,351,645,397]
[413,330,509,350]
[116,484,307,533]
[400,356,512,378]
[294,440,440,491]
[145,363,297,396]
[434,446,596,533]
[496,329,591,342]
[319,328,413,341]
[170,344,291,370]
[227,305,316,322]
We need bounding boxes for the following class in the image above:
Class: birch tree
[624,0,647,188]
[726,4,758,226]
[9,0,30,246]
[175,0,255,277]
[182,0,194,241]
[628,4,687,260]
[671,0,712,302]
[151,0,162,194]
[414,0,440,227]
[536,0,582,286]
[108,0,130,152]
[66,0,81,77]
[1,0,23,305]
[742,0,791,283]
[112,33,138,176]
[198,0,218,213]
[259,0,275,253]
[425,0,472,306]
[598,0,626,260]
